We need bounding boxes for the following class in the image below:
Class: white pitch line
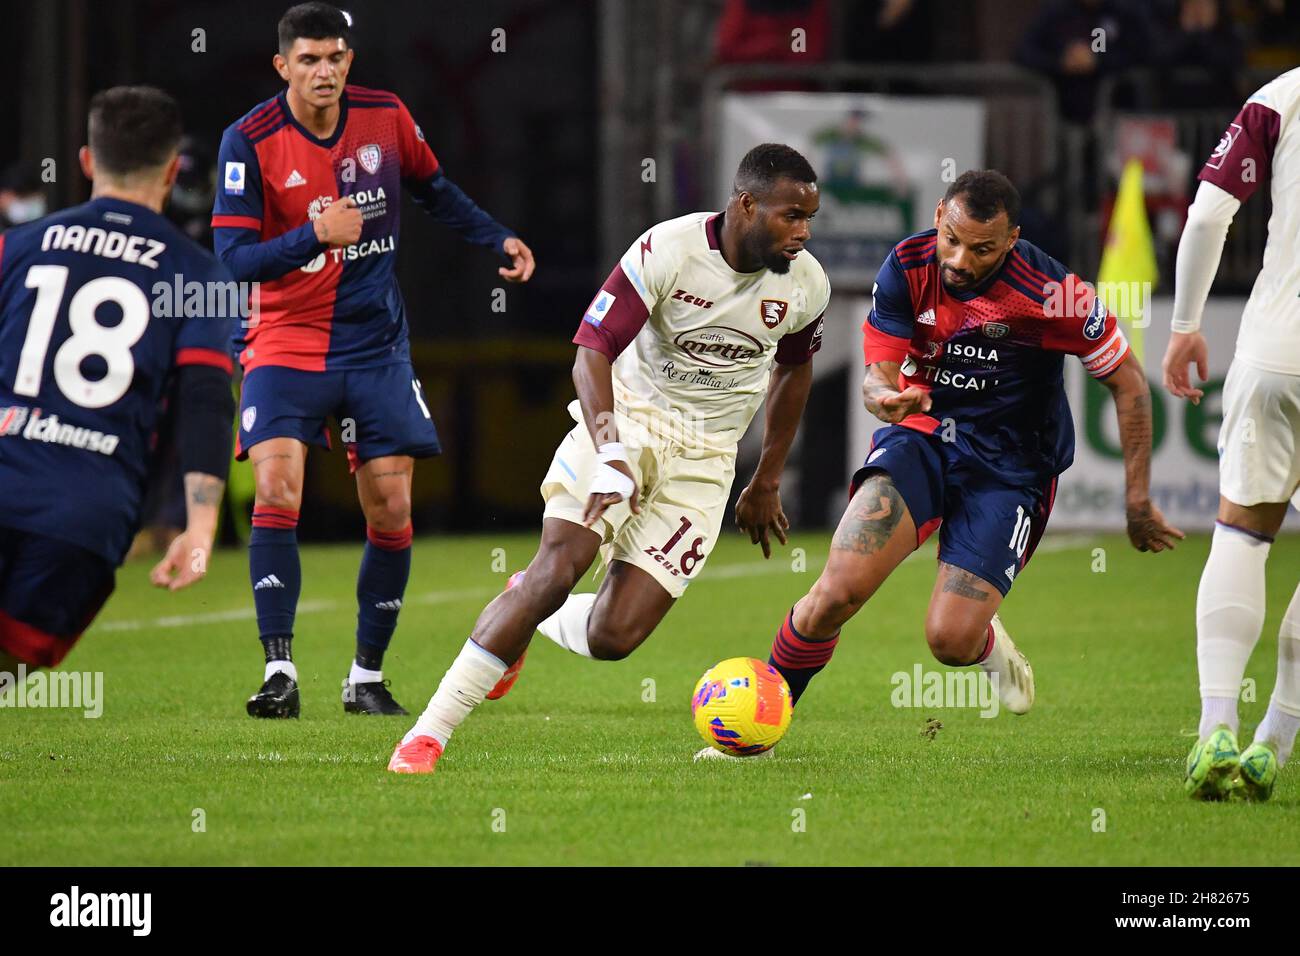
[96,588,495,634]
[94,536,1097,633]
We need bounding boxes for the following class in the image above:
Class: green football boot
[1184,724,1241,800]
[1235,741,1279,802]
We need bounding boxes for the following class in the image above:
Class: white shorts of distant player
[540,400,735,598]
[1217,358,1300,507]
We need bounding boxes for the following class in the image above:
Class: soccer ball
[691,657,793,755]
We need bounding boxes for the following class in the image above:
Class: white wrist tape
[591,444,634,498]
[589,461,635,498]
[596,442,629,465]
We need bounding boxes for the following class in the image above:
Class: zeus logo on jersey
[224,162,245,195]
[671,289,714,308]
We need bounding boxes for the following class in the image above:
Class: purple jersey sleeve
[1199,100,1281,203]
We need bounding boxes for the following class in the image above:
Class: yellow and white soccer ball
[691,657,793,755]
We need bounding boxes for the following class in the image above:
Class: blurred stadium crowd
[0,0,1293,539]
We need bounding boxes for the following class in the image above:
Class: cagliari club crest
[357,144,382,175]
[760,298,789,329]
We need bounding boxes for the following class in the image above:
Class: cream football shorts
[540,402,736,598]
[1218,359,1300,507]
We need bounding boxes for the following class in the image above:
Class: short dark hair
[944,169,1020,227]
[278,2,351,53]
[87,86,183,179]
[734,143,818,199]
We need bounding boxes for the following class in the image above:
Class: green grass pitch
[3,530,1299,866]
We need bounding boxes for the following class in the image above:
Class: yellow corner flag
[1096,158,1158,362]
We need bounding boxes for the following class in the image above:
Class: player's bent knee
[366,493,411,532]
[585,623,641,661]
[585,606,651,661]
[924,621,984,666]
[254,469,303,513]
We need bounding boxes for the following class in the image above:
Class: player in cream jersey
[1163,67,1300,801]
[605,208,829,452]
[389,144,828,773]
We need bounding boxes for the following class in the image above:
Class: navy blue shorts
[0,527,117,667]
[236,363,441,472]
[850,426,1058,597]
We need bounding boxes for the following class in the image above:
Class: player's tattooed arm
[1101,355,1185,552]
[150,473,226,591]
[736,360,812,557]
[863,361,932,424]
[832,474,905,555]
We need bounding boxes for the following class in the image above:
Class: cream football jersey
[1195,67,1300,373]
[574,212,830,451]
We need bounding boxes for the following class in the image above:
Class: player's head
[729,143,819,275]
[274,2,354,109]
[79,86,183,206]
[934,169,1021,294]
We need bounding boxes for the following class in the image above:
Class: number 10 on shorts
[1009,505,1032,559]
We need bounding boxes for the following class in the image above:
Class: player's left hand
[1125,498,1185,553]
[1161,330,1209,404]
[499,236,535,283]
[736,481,789,560]
[150,529,214,591]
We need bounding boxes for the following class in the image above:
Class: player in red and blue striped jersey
[753,170,1181,731]
[0,87,235,671]
[213,4,535,718]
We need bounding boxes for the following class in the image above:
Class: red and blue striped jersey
[212,86,449,372]
[0,197,235,563]
[863,229,1130,484]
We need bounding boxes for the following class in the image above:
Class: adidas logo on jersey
[373,599,403,611]
[1004,564,1017,583]
[917,309,936,326]
[283,169,307,188]
[254,575,285,590]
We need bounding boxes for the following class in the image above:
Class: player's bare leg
[485,554,674,697]
[1189,495,1292,799]
[245,437,308,718]
[390,517,603,772]
[768,473,918,705]
[925,563,1032,714]
[696,474,920,762]
[584,560,675,659]
[345,455,415,714]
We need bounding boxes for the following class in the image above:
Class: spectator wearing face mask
[0,163,47,231]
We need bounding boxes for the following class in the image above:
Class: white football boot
[978,613,1034,715]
